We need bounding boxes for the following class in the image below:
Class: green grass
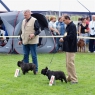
[0,52,95,95]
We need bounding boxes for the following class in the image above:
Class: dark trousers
[89,35,95,52]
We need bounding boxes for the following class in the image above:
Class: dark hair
[64,15,70,20]
[78,17,82,21]
[58,17,61,21]
[86,16,90,20]
[81,17,86,21]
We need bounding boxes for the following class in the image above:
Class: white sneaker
[88,51,90,53]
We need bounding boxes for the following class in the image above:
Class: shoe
[88,51,90,53]
[70,81,78,84]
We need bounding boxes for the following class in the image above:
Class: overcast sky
[0,0,95,12]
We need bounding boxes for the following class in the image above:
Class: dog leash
[48,37,57,69]
[49,34,57,64]
[48,33,67,68]
[47,51,56,70]
[49,53,56,64]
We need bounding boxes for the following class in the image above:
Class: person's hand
[59,38,64,42]
[29,33,35,39]
[85,29,89,33]
[56,32,60,35]
[55,29,60,35]
[18,41,22,45]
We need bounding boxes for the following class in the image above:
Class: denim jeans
[23,44,38,71]
[56,37,63,51]
[56,37,60,51]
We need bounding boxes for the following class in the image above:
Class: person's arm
[18,30,22,41]
[49,22,59,34]
[34,20,40,36]
[18,19,23,41]
[78,25,81,35]
[18,30,22,45]
[89,21,92,32]
[63,25,76,41]
[85,24,89,32]
[49,25,56,32]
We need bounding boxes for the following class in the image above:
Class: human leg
[89,35,95,52]
[30,44,38,72]
[66,52,78,82]
[56,37,60,51]
[23,44,30,63]
[81,33,87,51]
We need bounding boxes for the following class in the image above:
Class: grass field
[0,52,95,95]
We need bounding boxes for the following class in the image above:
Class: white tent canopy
[0,0,95,12]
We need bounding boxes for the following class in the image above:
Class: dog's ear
[21,60,24,62]
[45,67,48,70]
[18,61,20,63]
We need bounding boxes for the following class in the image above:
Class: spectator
[0,29,7,46]
[0,21,9,42]
[88,15,95,53]
[49,16,60,52]
[49,16,59,35]
[77,17,82,36]
[79,17,89,50]
[86,16,90,45]
[56,17,65,51]
[45,15,50,23]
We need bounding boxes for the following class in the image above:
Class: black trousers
[89,35,95,52]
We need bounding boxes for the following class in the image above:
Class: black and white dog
[41,67,67,83]
[17,61,36,75]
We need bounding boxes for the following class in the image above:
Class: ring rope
[0,36,95,39]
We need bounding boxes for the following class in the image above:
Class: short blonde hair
[50,16,56,21]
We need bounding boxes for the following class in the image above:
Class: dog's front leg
[63,77,67,83]
[80,47,81,52]
[61,79,63,82]
[23,71,26,75]
[79,47,80,52]
[84,46,85,52]
[48,76,51,80]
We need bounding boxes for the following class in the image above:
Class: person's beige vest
[21,17,39,45]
